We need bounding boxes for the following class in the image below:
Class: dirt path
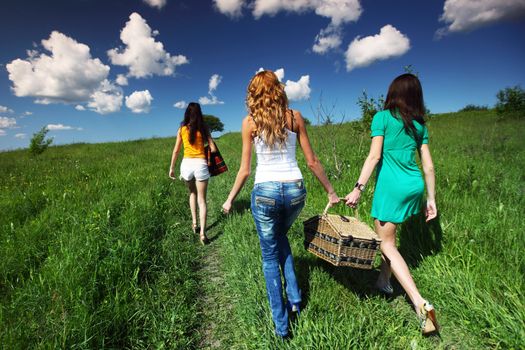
[195,216,231,349]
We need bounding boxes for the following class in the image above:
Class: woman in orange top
[169,102,217,244]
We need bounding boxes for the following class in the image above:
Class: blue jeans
[251,180,306,337]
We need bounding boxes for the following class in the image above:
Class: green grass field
[1,110,524,349]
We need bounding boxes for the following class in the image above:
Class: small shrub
[459,104,489,112]
[29,126,53,156]
[357,90,384,129]
[303,117,312,126]
[496,85,525,119]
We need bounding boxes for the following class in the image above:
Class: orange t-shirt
[180,126,206,158]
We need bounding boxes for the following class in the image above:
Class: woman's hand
[328,192,340,207]
[425,199,437,222]
[169,167,176,179]
[344,188,361,208]
[210,142,218,153]
[222,200,232,214]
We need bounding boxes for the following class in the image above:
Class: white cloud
[285,75,311,101]
[47,123,82,131]
[116,74,128,86]
[255,67,310,101]
[252,0,361,25]
[174,100,188,109]
[143,0,167,9]
[0,105,14,113]
[199,95,225,105]
[0,117,17,129]
[345,25,410,72]
[200,74,224,105]
[23,111,32,116]
[314,0,362,26]
[125,90,153,113]
[209,74,222,94]
[0,130,6,136]
[6,31,110,104]
[87,80,124,114]
[75,105,86,111]
[108,12,189,79]
[313,26,342,54]
[437,0,525,37]
[274,68,285,81]
[214,0,245,17]
[225,0,361,55]
[15,133,26,139]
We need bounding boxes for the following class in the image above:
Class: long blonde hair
[246,70,288,148]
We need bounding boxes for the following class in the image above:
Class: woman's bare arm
[344,136,383,207]
[222,116,255,213]
[420,143,437,221]
[169,129,182,179]
[294,110,339,205]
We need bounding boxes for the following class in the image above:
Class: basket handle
[323,199,359,218]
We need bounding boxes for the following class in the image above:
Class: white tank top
[253,129,303,184]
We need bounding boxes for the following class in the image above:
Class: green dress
[370,110,429,224]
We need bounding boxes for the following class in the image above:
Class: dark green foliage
[403,64,419,76]
[203,114,225,133]
[29,126,53,156]
[459,104,489,112]
[496,85,525,119]
[303,117,311,126]
[357,90,384,129]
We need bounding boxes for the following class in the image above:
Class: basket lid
[323,214,380,241]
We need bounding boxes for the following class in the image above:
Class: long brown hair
[384,74,426,137]
[246,70,288,148]
[182,102,209,145]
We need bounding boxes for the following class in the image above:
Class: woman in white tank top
[222,70,339,339]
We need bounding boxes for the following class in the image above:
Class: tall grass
[1,110,523,348]
[209,110,525,349]
[0,139,202,348]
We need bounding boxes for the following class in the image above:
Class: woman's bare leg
[185,179,198,230]
[375,220,425,310]
[195,179,208,239]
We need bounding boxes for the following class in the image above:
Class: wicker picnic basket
[303,202,381,269]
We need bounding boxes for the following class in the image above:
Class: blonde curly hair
[246,70,288,148]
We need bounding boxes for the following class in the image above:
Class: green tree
[203,114,224,133]
[29,126,53,156]
[496,85,525,119]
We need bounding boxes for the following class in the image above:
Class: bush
[29,126,53,156]
[357,90,384,129]
[496,85,525,119]
[459,104,489,112]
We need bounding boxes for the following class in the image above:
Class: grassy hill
[1,110,523,349]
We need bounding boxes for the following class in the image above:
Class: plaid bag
[205,145,228,176]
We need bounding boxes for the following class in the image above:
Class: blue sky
[0,0,524,150]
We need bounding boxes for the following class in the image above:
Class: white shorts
[180,158,210,181]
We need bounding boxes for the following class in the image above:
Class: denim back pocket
[253,195,277,217]
[290,192,306,207]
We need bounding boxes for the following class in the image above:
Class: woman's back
[253,125,302,184]
[180,125,205,158]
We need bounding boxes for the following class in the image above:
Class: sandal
[199,233,209,245]
[192,223,198,235]
[419,301,439,336]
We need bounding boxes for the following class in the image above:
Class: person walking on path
[222,70,340,338]
[169,102,217,245]
[344,73,439,335]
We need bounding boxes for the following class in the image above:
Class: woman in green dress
[345,74,439,336]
